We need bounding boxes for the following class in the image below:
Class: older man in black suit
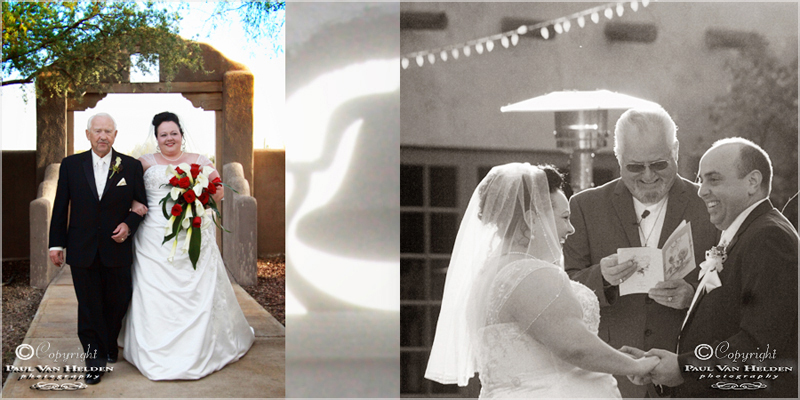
[638,138,798,397]
[564,107,719,397]
[49,113,147,385]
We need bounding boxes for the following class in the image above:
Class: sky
[0,2,286,154]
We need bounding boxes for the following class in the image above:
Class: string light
[401,2,644,69]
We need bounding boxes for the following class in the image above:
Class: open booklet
[618,220,696,296]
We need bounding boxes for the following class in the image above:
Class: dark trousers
[71,253,132,368]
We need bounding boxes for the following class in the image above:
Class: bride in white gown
[121,112,254,380]
[425,163,658,398]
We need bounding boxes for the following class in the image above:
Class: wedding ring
[618,278,624,285]
[668,296,673,302]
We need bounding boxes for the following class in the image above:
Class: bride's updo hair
[477,164,565,226]
[152,111,184,137]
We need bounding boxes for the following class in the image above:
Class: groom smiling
[48,113,147,385]
[637,138,798,397]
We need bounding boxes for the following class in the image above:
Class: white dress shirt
[633,196,669,248]
[92,150,113,200]
[718,198,768,247]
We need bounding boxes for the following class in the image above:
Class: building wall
[255,149,286,256]
[400,2,798,178]
[2,151,38,259]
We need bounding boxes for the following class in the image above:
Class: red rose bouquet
[159,162,236,269]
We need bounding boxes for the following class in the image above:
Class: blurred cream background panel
[285,2,400,397]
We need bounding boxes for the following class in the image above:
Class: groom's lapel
[82,151,100,203]
[101,149,120,200]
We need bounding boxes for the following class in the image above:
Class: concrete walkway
[2,266,285,398]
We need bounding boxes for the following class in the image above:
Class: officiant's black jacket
[49,149,147,268]
[676,200,798,398]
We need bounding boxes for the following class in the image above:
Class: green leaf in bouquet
[159,193,172,219]
[189,227,201,270]
[162,210,185,244]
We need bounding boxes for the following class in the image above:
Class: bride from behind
[122,111,254,380]
[425,163,657,398]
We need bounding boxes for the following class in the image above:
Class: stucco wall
[254,149,286,256]
[400,2,798,177]
[2,151,38,259]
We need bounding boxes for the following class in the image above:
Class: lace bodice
[476,260,617,398]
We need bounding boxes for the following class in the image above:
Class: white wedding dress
[476,259,621,398]
[121,153,255,380]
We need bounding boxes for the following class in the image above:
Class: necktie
[96,160,106,199]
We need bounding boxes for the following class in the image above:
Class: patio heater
[501,90,660,192]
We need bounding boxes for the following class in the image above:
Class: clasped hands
[620,346,684,387]
[600,254,694,309]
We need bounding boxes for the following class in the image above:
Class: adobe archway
[35,41,255,193]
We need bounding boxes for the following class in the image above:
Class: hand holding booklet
[618,220,696,296]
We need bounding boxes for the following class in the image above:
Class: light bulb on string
[427,53,436,64]
[642,0,649,7]
[554,22,563,34]
[451,48,459,59]
[540,27,550,40]
[631,1,639,12]
[501,36,510,48]
[416,55,424,67]
[486,40,494,52]
[476,42,484,54]
[591,12,600,23]
[463,45,471,57]
[604,7,613,19]
[577,15,586,28]
[440,50,448,61]
[511,33,519,46]
[517,25,528,35]
[401,58,409,69]
[617,3,624,16]
[563,19,571,32]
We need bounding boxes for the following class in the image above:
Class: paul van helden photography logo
[6,342,112,391]
[688,341,793,391]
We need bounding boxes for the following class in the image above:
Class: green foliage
[2,1,204,100]
[706,42,798,208]
[210,1,284,58]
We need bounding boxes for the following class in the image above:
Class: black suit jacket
[564,176,720,398]
[675,200,798,397]
[49,149,147,268]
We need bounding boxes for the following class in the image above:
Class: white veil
[129,111,203,160]
[424,162,562,386]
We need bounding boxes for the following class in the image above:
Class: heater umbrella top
[500,89,660,113]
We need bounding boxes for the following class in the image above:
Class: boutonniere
[698,244,727,293]
[702,245,727,273]
[109,156,123,179]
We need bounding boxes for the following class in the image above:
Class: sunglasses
[625,160,669,173]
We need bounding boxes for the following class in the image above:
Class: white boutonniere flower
[699,245,727,293]
[109,156,123,179]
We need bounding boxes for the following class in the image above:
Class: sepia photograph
[401,2,798,398]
